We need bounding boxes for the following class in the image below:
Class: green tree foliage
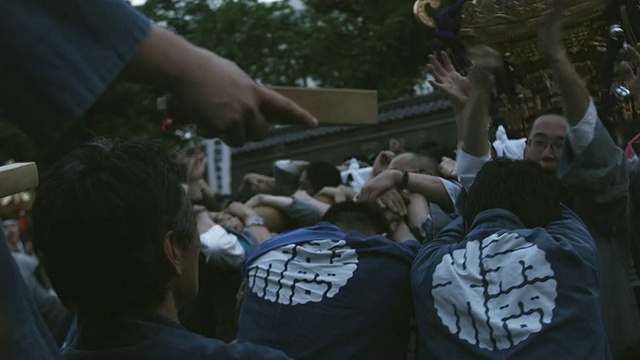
[67,81,165,146]
[301,0,434,100]
[33,81,169,171]
[140,0,315,86]
[0,116,38,164]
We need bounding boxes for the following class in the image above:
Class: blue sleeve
[0,227,61,359]
[282,198,322,229]
[544,206,598,268]
[399,239,422,253]
[560,119,625,195]
[629,158,640,210]
[410,215,434,243]
[454,188,467,215]
[560,119,629,238]
[412,216,464,271]
[0,0,151,146]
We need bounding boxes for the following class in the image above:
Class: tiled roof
[233,92,451,154]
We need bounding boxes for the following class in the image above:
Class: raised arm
[460,63,494,156]
[539,0,590,126]
[540,0,623,193]
[455,45,503,190]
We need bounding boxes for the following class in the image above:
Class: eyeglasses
[528,139,564,153]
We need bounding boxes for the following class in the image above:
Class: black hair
[32,138,195,316]
[463,158,562,230]
[322,201,391,236]
[305,161,342,195]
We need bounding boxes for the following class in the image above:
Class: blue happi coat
[238,222,420,360]
[411,206,610,360]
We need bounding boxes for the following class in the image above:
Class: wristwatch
[245,216,265,227]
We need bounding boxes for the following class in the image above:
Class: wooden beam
[0,163,38,198]
[269,87,378,126]
[158,87,379,127]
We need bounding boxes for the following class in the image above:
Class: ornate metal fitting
[413,0,441,28]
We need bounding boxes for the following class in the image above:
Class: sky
[131,0,282,4]
[131,0,306,12]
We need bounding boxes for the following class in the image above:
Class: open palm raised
[427,51,471,110]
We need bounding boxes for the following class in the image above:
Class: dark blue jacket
[411,207,610,360]
[0,0,150,146]
[62,312,290,360]
[238,223,420,360]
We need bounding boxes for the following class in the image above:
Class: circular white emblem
[431,232,557,351]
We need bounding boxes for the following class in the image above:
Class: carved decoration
[416,0,639,132]
[413,0,442,28]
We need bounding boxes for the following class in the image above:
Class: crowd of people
[3,0,640,359]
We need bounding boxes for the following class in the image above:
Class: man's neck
[152,295,180,323]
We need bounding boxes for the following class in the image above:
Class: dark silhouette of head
[463,158,563,232]
[33,139,199,318]
[299,161,342,196]
[323,201,391,237]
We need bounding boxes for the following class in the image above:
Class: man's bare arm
[359,169,454,213]
[540,1,590,126]
[460,46,503,157]
[461,68,493,157]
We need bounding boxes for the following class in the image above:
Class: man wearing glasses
[425,1,640,358]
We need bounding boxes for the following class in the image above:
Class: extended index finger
[259,87,318,127]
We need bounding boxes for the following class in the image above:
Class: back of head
[33,139,195,317]
[463,158,562,230]
[304,161,341,195]
[322,201,391,237]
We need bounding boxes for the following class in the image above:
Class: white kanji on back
[247,239,358,305]
[431,232,557,351]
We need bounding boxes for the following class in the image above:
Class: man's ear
[163,231,183,276]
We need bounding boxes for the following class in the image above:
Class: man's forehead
[529,115,568,138]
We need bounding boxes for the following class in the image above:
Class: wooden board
[158,87,379,126]
[269,86,379,126]
[0,163,38,198]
